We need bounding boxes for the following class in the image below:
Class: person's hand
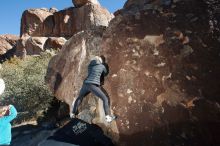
[5,106,10,116]
[0,112,3,117]
[0,106,9,117]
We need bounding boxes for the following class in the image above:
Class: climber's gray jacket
[84,59,108,86]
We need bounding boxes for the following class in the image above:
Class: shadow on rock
[118,120,220,146]
[11,124,54,146]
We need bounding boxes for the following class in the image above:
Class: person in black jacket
[71,56,116,123]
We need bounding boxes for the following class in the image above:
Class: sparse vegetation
[0,52,55,123]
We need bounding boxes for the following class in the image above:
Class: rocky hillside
[46,0,220,146]
[0,34,19,62]
[0,34,18,54]
[16,0,113,57]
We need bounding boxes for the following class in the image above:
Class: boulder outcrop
[17,1,113,57]
[72,0,100,7]
[42,4,113,38]
[45,27,105,116]
[46,0,220,145]
[16,36,67,56]
[25,37,48,55]
[0,35,18,55]
[20,8,55,37]
[45,27,119,139]
[44,37,67,50]
[20,3,112,38]
[100,0,220,145]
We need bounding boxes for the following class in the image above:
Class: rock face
[46,0,220,145]
[17,2,113,57]
[124,0,151,9]
[44,37,67,50]
[72,0,100,7]
[0,35,19,62]
[45,27,119,141]
[42,5,113,38]
[0,35,18,55]
[16,37,67,56]
[15,37,28,58]
[123,0,172,10]
[20,8,55,37]
[100,0,220,145]
[25,37,48,55]
[46,27,104,112]
[20,4,112,38]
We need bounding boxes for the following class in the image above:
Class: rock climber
[71,56,116,122]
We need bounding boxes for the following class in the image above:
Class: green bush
[0,53,54,123]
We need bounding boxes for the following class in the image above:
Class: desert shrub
[0,53,55,123]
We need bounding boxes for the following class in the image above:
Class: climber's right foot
[105,115,117,123]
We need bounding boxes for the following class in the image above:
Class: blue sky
[0,0,127,35]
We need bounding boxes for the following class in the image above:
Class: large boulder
[46,0,220,145]
[15,36,67,57]
[20,3,112,38]
[42,4,113,38]
[17,1,113,58]
[25,37,48,55]
[0,35,18,55]
[99,0,220,145]
[0,38,12,55]
[45,27,119,139]
[72,0,100,7]
[20,8,55,37]
[44,37,67,50]
[45,27,104,113]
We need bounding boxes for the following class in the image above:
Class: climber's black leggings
[72,83,110,115]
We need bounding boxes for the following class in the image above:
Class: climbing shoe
[105,115,117,123]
